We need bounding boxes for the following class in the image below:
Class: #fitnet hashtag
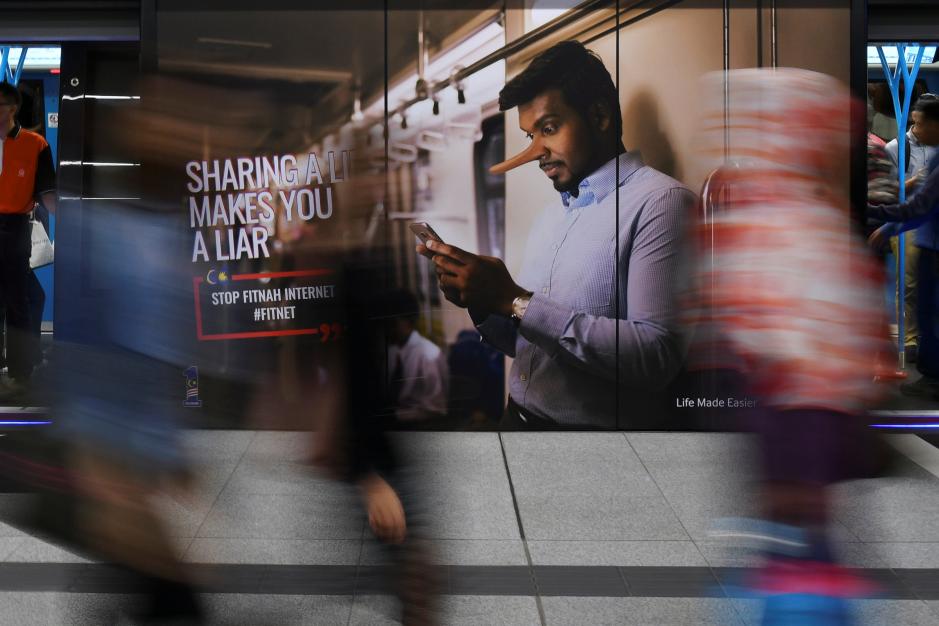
[254,308,261,321]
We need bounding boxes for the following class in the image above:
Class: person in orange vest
[0,81,56,399]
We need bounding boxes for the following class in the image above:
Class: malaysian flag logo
[184,365,202,408]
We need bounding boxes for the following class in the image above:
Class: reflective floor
[0,431,937,625]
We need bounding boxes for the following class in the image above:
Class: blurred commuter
[881,93,939,361]
[869,104,939,398]
[0,81,55,400]
[867,109,899,212]
[35,77,252,624]
[255,144,440,621]
[884,93,939,197]
[868,82,898,142]
[694,69,890,624]
[51,201,203,623]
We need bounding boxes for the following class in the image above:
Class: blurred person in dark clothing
[867,104,899,213]
[882,93,939,361]
[0,200,49,375]
[870,101,939,397]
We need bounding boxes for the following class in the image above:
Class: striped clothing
[691,69,887,412]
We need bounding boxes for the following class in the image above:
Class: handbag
[29,215,54,269]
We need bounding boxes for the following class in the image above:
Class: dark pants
[757,409,886,486]
[500,398,583,430]
[0,214,34,380]
[916,248,939,379]
[0,272,45,366]
[27,271,45,364]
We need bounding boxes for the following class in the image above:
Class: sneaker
[752,560,877,626]
[762,592,855,626]
[899,376,939,397]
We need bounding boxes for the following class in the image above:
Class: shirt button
[520,374,528,382]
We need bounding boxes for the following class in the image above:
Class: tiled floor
[0,431,936,625]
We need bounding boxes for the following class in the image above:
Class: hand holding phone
[409,221,445,247]
[411,221,447,262]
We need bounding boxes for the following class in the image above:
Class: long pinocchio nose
[488,138,545,175]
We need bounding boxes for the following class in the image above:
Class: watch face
[513,295,530,319]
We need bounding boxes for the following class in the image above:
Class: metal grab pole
[0,46,28,86]
[877,43,926,370]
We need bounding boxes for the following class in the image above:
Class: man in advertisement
[0,81,55,399]
[418,41,694,429]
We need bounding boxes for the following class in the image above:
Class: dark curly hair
[498,40,620,138]
[0,81,21,109]
[914,95,939,122]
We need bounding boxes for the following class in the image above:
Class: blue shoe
[762,593,854,626]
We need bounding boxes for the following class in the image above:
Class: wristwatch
[510,292,533,325]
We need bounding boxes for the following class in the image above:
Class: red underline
[232,269,333,281]
[197,328,322,341]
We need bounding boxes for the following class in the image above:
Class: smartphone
[409,221,445,246]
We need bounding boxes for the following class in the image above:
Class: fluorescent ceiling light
[868,45,938,65]
[529,0,578,31]
[159,59,351,83]
[530,8,567,30]
[2,47,61,71]
[196,37,272,49]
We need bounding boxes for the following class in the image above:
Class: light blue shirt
[475,152,695,427]
[885,129,937,191]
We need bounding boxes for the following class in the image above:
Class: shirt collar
[403,329,420,350]
[5,123,20,140]
[908,129,923,147]
[560,151,643,210]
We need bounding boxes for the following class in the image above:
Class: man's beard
[554,173,583,196]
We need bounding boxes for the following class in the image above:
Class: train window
[527,0,579,32]
[474,114,505,259]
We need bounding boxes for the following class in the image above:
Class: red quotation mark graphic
[319,322,344,343]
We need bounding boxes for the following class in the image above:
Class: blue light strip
[872,423,939,428]
[0,421,52,426]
